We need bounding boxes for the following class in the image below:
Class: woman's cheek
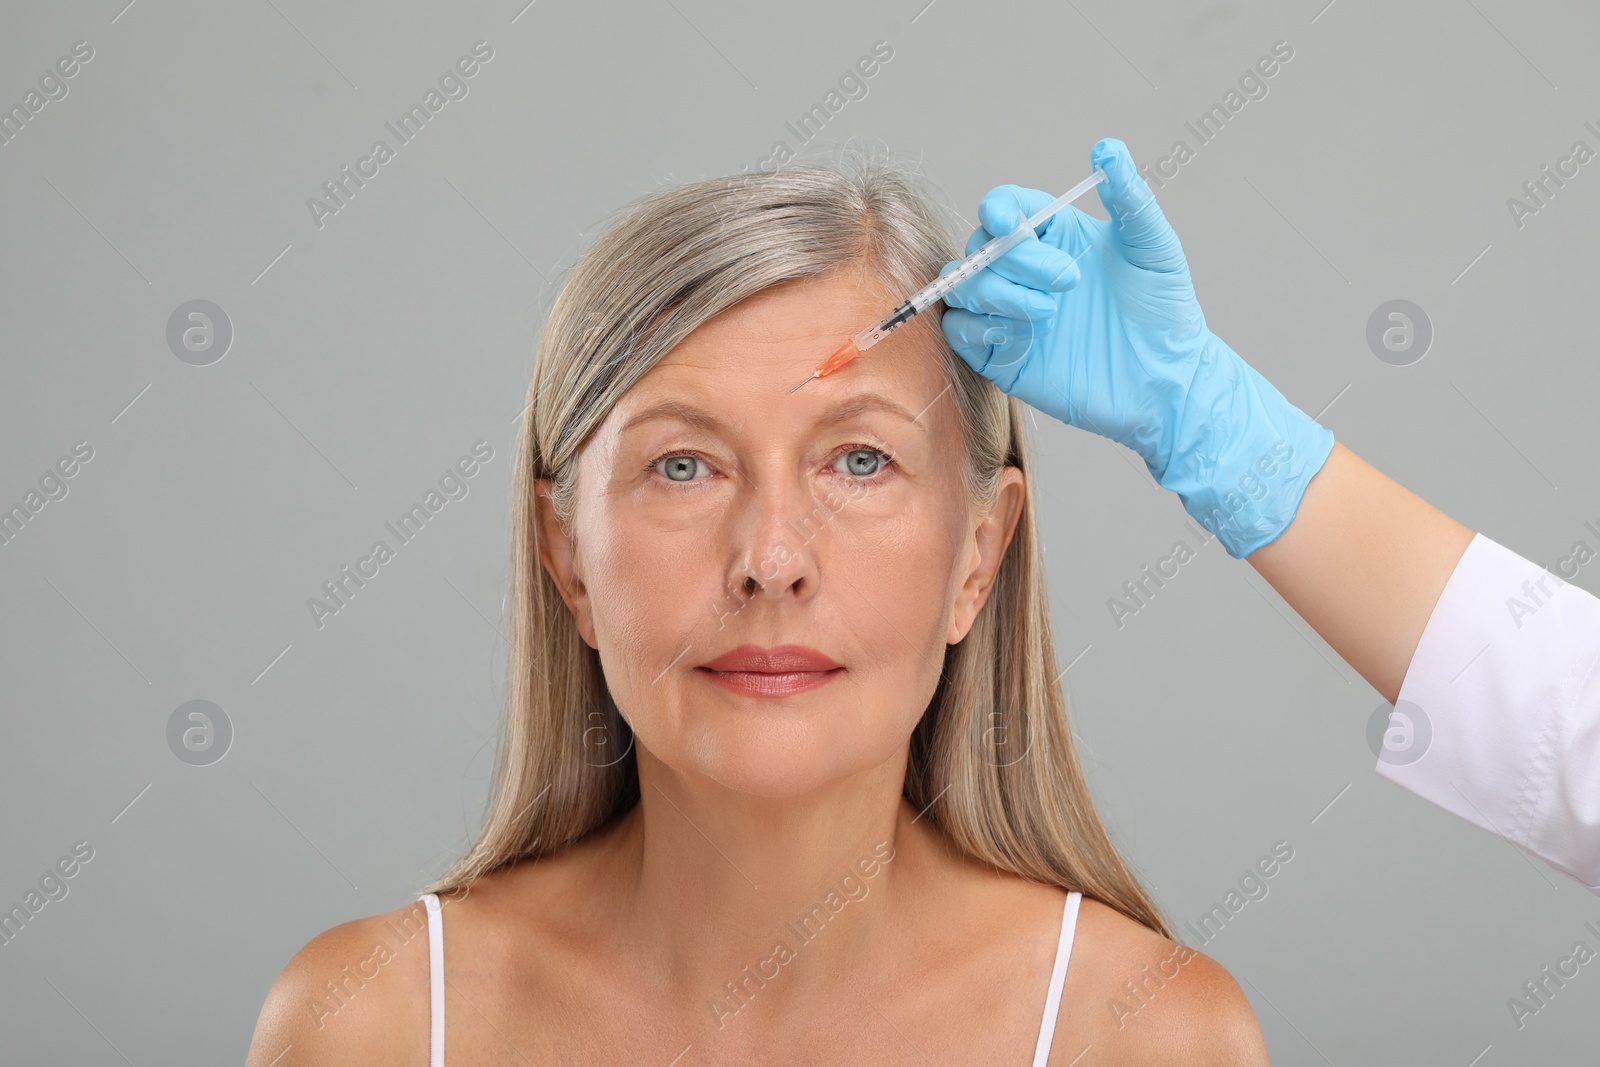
[834,509,952,645]
[581,518,694,665]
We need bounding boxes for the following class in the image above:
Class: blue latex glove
[938,137,1335,559]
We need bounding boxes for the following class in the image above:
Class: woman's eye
[833,447,892,479]
[655,454,706,483]
[648,445,895,487]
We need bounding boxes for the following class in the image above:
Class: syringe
[787,166,1108,395]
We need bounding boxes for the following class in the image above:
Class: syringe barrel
[908,165,1107,314]
[908,223,1033,313]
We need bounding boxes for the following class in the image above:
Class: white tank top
[418,888,1083,1065]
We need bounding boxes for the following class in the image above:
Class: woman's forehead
[643,273,947,394]
[669,272,891,358]
[627,341,948,436]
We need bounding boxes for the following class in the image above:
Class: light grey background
[2,0,1597,1062]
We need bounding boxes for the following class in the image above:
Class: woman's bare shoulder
[244,897,436,1067]
[242,847,593,1067]
[1051,896,1269,1066]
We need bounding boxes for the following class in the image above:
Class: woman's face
[536,264,1024,798]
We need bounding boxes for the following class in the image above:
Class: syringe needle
[786,372,817,395]
[780,337,857,396]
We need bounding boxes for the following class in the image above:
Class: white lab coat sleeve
[1377,531,1600,891]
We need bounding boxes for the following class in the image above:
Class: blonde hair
[421,146,1173,940]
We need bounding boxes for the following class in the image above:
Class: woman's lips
[695,666,843,697]
[700,644,843,672]
[696,644,843,697]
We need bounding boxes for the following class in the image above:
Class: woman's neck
[591,744,937,1029]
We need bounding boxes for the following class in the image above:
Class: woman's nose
[726,471,827,601]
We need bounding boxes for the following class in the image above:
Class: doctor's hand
[938,137,1335,558]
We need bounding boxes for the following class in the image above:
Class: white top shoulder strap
[1030,890,1082,1067]
[420,893,444,1067]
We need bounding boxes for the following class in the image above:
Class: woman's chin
[662,728,892,799]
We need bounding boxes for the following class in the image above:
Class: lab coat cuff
[1379,531,1600,890]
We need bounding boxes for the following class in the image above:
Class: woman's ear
[533,478,597,648]
[946,467,1026,645]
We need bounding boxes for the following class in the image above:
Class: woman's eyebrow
[618,393,928,437]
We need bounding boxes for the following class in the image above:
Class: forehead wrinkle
[617,391,931,440]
